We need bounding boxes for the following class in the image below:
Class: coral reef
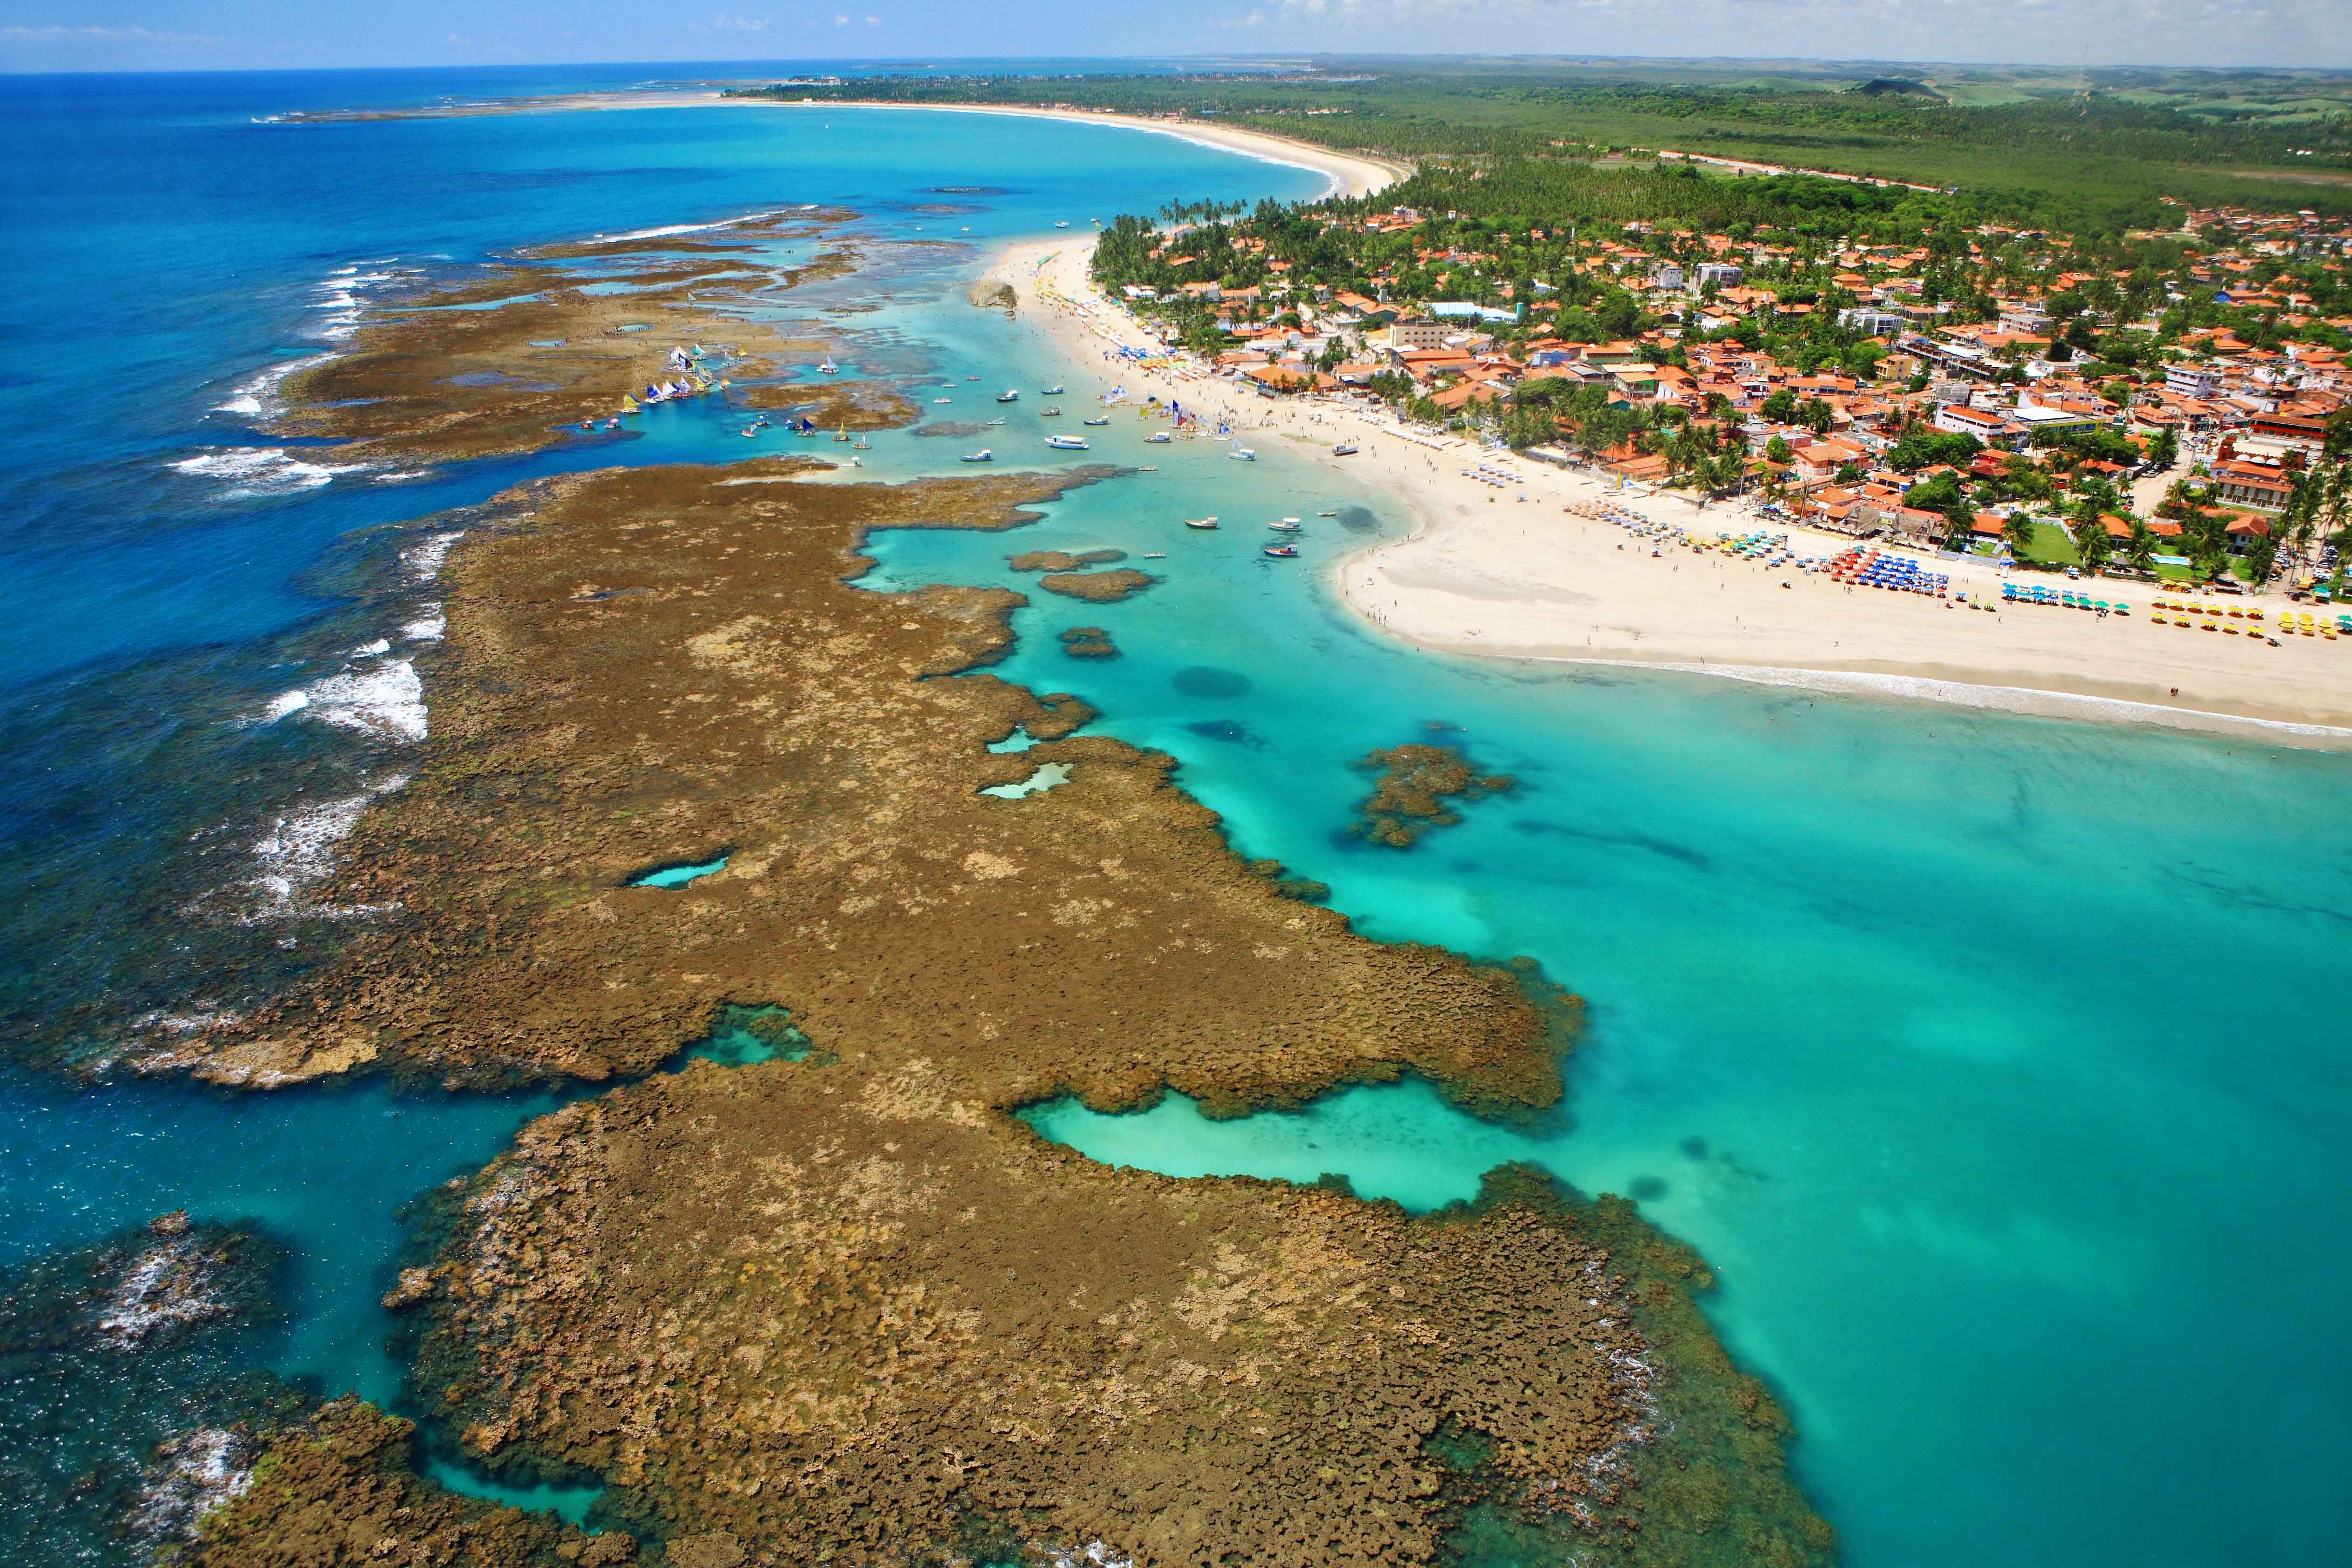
[1037,567,1156,603]
[1057,625,1121,659]
[177,1399,633,1567]
[1350,743,1516,848]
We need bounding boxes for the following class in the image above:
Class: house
[2165,363,2222,400]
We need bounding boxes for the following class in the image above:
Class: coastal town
[1086,181,2352,601]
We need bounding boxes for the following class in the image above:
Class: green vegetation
[732,57,2352,222]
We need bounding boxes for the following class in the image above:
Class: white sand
[996,236,2352,748]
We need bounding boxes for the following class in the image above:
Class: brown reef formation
[168,234,1829,1567]
[1057,625,1121,659]
[1008,548,1127,572]
[1351,743,1517,849]
[274,217,867,466]
[1037,567,1155,603]
[180,1399,634,1567]
[166,459,1562,1117]
[392,1069,1826,1568]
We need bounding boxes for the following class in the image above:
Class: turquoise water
[3,65,2349,1568]
[858,395,2352,1566]
[630,856,730,888]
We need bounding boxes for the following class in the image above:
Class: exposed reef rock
[165,241,1830,1567]
[1009,548,1127,572]
[968,278,1018,315]
[405,1065,1823,1568]
[1038,567,1156,603]
[166,459,1564,1114]
[1350,743,1517,849]
[274,217,862,465]
[177,1398,633,1568]
[1057,625,1121,659]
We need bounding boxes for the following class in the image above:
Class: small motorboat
[1041,385,1064,395]
[965,374,980,381]
[1145,431,1172,444]
[1229,443,1256,462]
[1318,510,1338,517]
[996,389,1019,403]
[932,397,953,404]
[1041,407,1062,418]
[1183,517,1220,530]
[1138,465,1157,472]
[1332,442,1359,456]
[960,449,993,463]
[1083,416,1109,426]
[1141,551,1166,559]
[1045,434,1089,450]
[1267,519,1301,533]
[1262,544,1299,558]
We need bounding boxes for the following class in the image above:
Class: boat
[960,449,993,463]
[833,424,850,443]
[1318,510,1339,517]
[1144,431,1172,445]
[817,358,837,374]
[1041,407,1062,418]
[852,436,871,450]
[1138,465,1157,472]
[1262,544,1299,558]
[1083,416,1110,426]
[1229,443,1256,462]
[1041,385,1063,396]
[996,390,1019,403]
[1268,519,1301,533]
[1183,517,1220,530]
[932,397,952,405]
[1332,442,1359,457]
[965,374,980,382]
[1054,221,1070,229]
[1045,434,1089,451]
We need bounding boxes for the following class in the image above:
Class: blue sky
[1,0,2342,73]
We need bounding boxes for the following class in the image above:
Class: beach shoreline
[305,87,1406,202]
[995,233,2352,748]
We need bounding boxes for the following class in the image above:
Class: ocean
[2,65,2347,1568]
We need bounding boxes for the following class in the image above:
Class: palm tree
[2123,518,2159,578]
[2003,511,2039,562]
[2069,501,2112,577]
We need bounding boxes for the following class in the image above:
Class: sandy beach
[993,236,2352,747]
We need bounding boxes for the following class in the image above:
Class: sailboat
[851,435,871,450]
[817,357,838,374]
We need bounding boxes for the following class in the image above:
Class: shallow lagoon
[865,413,2352,1567]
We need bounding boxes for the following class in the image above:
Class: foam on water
[246,773,410,919]
[301,658,426,743]
[169,445,368,495]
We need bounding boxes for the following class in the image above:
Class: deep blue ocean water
[2,65,2349,1568]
